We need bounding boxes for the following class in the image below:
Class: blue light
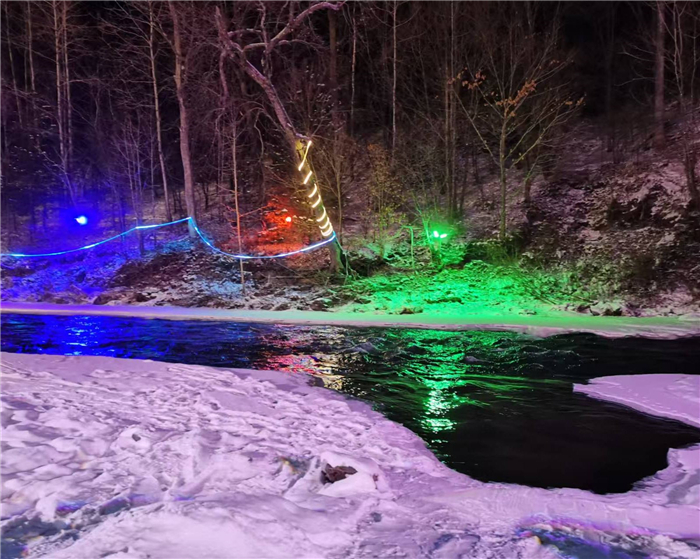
[1,216,337,260]
[75,215,88,225]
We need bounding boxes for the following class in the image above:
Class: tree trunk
[215,6,344,272]
[62,2,74,170]
[168,0,197,236]
[391,0,398,161]
[654,0,666,150]
[53,1,75,206]
[449,0,456,218]
[499,120,508,241]
[4,4,23,126]
[232,120,245,294]
[27,3,36,94]
[150,2,172,221]
[328,10,343,241]
[350,7,357,135]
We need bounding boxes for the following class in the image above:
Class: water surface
[2,312,699,494]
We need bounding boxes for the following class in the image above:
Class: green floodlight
[440,233,447,239]
[433,230,440,238]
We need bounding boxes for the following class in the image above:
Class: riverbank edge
[2,301,699,339]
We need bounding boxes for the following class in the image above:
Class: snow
[2,352,700,558]
[3,301,700,339]
[575,374,700,429]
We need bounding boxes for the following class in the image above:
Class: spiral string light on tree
[297,141,334,238]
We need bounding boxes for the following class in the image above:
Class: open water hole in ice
[2,312,699,494]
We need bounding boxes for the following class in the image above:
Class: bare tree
[457,3,581,240]
[215,2,345,270]
[148,1,172,221]
[654,0,666,149]
[665,1,700,205]
[168,0,197,236]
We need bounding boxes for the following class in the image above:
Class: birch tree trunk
[149,2,172,221]
[168,0,197,236]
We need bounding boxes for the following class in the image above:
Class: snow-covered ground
[575,375,700,429]
[2,352,699,558]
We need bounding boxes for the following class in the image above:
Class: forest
[2,5,700,558]
[1,1,699,317]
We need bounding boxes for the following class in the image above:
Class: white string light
[298,140,334,239]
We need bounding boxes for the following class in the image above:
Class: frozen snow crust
[2,352,699,558]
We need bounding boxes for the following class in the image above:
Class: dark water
[2,312,699,494]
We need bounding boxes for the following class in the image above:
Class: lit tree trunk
[232,120,245,294]
[133,124,145,256]
[62,2,74,173]
[654,0,666,150]
[149,2,172,221]
[215,5,344,272]
[168,0,197,236]
[53,1,74,206]
[328,9,343,240]
[219,51,245,289]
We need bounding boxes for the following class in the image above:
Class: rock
[2,266,34,278]
[74,270,87,283]
[133,292,152,303]
[426,295,462,304]
[322,464,357,484]
[273,302,290,311]
[98,497,130,516]
[590,302,622,317]
[93,292,119,305]
[398,305,423,315]
[310,298,331,311]
[602,306,622,316]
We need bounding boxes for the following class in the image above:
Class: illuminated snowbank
[2,353,698,558]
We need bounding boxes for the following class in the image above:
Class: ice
[575,374,700,429]
[2,352,699,558]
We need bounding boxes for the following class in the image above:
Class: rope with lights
[2,139,338,261]
[0,216,336,260]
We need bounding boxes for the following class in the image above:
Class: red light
[285,217,292,223]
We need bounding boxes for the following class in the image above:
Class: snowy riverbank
[2,301,700,339]
[2,352,699,558]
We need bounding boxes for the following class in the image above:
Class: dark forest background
[1,1,699,308]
